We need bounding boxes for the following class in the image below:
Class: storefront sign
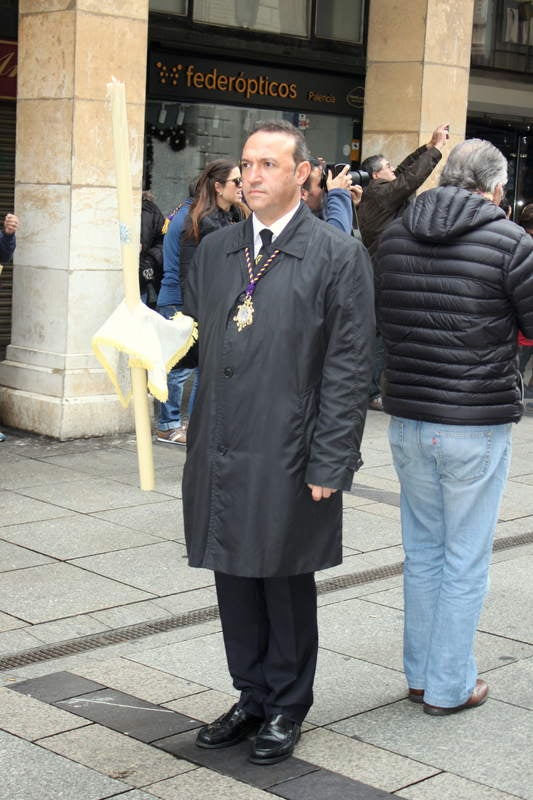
[149,50,364,116]
[0,40,17,100]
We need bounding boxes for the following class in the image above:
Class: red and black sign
[0,40,17,100]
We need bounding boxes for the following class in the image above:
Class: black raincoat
[182,202,374,577]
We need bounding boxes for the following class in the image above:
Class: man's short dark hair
[361,154,385,178]
[302,156,322,192]
[249,120,310,165]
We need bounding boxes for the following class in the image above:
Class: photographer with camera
[302,159,365,235]
[359,123,449,411]
[358,123,449,255]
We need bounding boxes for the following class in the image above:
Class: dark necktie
[256,228,273,265]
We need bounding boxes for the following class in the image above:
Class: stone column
[0,1,148,438]
[362,0,475,184]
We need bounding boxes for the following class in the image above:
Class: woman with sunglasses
[181,159,248,291]
[166,160,248,446]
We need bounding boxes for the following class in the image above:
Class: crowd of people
[2,119,532,766]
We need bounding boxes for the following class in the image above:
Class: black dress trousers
[214,571,318,724]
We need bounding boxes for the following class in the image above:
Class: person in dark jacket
[0,213,18,264]
[359,123,448,411]
[182,121,374,764]
[139,192,165,309]
[157,160,247,445]
[0,213,19,443]
[375,139,533,717]
[301,158,359,235]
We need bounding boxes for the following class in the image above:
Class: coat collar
[225,201,314,259]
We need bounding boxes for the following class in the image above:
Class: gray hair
[361,154,386,179]
[249,120,310,165]
[439,139,507,194]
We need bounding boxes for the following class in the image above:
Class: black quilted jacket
[375,185,533,425]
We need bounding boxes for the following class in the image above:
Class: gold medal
[233,295,254,332]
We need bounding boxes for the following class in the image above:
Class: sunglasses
[226,177,243,187]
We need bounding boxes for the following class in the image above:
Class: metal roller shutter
[0,101,16,356]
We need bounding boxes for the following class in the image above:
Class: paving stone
[0,611,27,633]
[91,499,185,541]
[0,514,164,559]
[0,687,89,739]
[0,490,74,527]
[317,596,404,671]
[56,688,202,742]
[316,576,403,608]
[105,792,161,800]
[0,562,152,624]
[396,772,522,800]
[307,649,406,726]
[146,767,274,799]
[499,481,533,520]
[89,599,176,628]
[71,658,207,704]
[29,614,110,644]
[330,698,533,800]
[0,626,44,653]
[342,507,402,552]
[117,467,183,498]
[70,541,213,595]
[40,448,150,477]
[163,689,238,722]
[153,729,318,790]
[0,539,53,571]
[483,658,533,710]
[16,477,171,514]
[272,769,396,799]
[479,555,533,642]
[0,454,89,490]
[38,723,195,788]
[154,586,218,615]
[295,728,438,793]
[0,729,129,800]
[10,671,105,703]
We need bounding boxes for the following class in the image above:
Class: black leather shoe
[249,714,301,765]
[196,704,262,749]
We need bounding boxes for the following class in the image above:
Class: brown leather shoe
[423,679,488,716]
[408,688,424,704]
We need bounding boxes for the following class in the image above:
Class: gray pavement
[0,406,532,800]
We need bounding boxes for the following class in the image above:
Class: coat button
[223,366,234,377]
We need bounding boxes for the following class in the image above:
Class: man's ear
[295,160,311,187]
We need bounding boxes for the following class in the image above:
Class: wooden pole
[107,78,155,490]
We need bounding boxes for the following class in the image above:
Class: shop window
[471,0,533,72]
[144,101,354,215]
[193,0,310,37]
[315,0,364,45]
[150,0,188,15]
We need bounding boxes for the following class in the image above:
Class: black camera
[320,163,370,191]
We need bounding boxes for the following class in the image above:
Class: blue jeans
[157,304,198,430]
[388,417,512,708]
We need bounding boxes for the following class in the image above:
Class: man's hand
[307,484,338,502]
[326,164,352,192]
[427,123,449,152]
[350,184,363,206]
[3,213,19,235]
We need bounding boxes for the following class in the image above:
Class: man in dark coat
[182,120,374,764]
[375,139,533,717]
[359,123,448,412]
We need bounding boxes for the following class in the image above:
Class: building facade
[0,0,531,438]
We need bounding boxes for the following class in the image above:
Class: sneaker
[0,431,5,442]
[156,427,187,445]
